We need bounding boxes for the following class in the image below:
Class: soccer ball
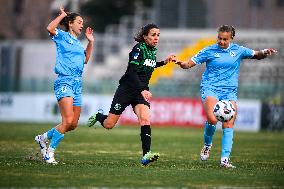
[213,100,236,122]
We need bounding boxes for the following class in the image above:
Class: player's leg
[134,104,159,166]
[87,85,128,129]
[220,100,237,168]
[135,104,151,156]
[101,90,130,128]
[34,81,73,160]
[101,113,121,129]
[203,96,219,143]
[88,109,121,129]
[35,126,59,159]
[65,84,82,132]
[66,106,81,132]
[200,88,219,161]
[43,97,74,164]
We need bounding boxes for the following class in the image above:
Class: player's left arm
[155,55,177,67]
[84,27,95,64]
[252,48,277,60]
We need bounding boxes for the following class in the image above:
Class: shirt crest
[214,53,220,58]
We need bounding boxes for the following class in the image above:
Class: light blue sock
[204,121,216,146]
[46,128,55,140]
[221,128,234,158]
[49,128,65,149]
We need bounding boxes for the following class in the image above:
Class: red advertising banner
[120,98,207,127]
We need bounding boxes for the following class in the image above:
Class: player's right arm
[252,48,277,60]
[127,64,152,102]
[46,6,67,36]
[176,59,196,69]
[176,48,209,69]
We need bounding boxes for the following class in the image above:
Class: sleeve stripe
[251,50,256,58]
[191,57,198,64]
[130,61,139,65]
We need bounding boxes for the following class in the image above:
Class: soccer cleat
[220,158,236,168]
[140,151,160,166]
[200,144,212,161]
[87,109,104,128]
[35,135,47,158]
[44,148,58,165]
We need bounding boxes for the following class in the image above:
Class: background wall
[0,0,283,130]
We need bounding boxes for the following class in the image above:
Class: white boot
[220,157,236,168]
[200,144,212,161]
[44,147,58,165]
[35,135,48,158]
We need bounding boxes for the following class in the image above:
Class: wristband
[261,49,269,55]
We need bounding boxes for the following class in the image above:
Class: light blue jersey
[51,28,85,77]
[192,43,254,90]
[51,28,85,106]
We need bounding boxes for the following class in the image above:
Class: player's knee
[69,123,78,131]
[222,123,234,129]
[139,117,150,126]
[63,116,74,127]
[222,120,235,128]
[104,121,116,129]
[207,115,218,125]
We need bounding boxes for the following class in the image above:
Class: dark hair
[59,12,81,32]
[134,23,159,42]
[218,25,236,39]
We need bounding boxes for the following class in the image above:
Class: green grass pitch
[0,123,283,188]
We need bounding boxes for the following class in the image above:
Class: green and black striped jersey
[119,42,165,91]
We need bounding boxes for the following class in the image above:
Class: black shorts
[109,84,150,115]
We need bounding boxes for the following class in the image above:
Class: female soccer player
[87,23,176,166]
[35,6,95,164]
[176,25,277,168]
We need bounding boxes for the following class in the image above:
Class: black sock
[96,112,107,127]
[140,125,151,156]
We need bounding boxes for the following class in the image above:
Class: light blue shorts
[54,76,82,106]
[200,86,237,102]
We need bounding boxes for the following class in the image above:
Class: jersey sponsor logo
[68,39,74,44]
[143,59,156,67]
[214,53,220,58]
[230,51,236,57]
[114,103,122,111]
[134,53,139,59]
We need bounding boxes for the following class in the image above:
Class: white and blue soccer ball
[213,100,236,122]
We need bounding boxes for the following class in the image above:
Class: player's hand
[262,48,277,56]
[85,27,95,42]
[141,90,152,102]
[175,59,186,66]
[175,61,191,69]
[175,61,182,66]
[59,6,67,17]
[164,55,177,64]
